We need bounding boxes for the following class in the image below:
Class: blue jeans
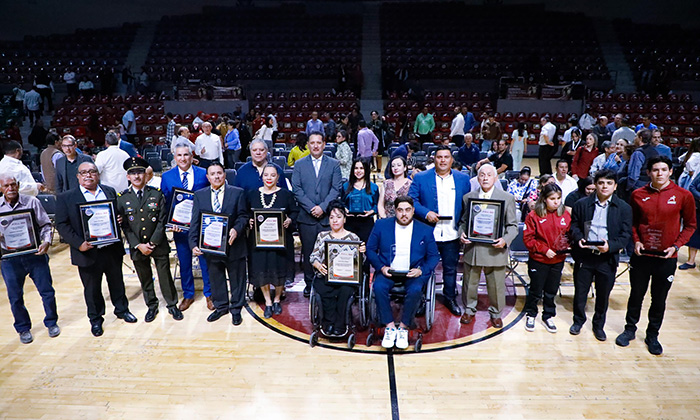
[1,254,58,333]
[174,232,211,299]
[436,239,460,301]
[481,139,493,153]
[374,274,428,327]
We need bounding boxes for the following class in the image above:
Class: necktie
[137,190,143,201]
[182,171,188,190]
[313,159,321,177]
[213,189,221,213]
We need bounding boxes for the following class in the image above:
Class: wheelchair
[308,272,370,349]
[365,272,437,352]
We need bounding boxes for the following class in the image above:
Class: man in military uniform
[117,157,183,322]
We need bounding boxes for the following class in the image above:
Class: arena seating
[146,5,361,83]
[381,3,608,83]
[0,24,138,85]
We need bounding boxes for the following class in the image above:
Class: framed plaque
[582,221,605,246]
[348,195,364,215]
[0,209,41,258]
[325,240,363,285]
[199,211,229,255]
[640,224,666,256]
[465,198,505,244]
[79,200,120,245]
[166,188,195,230]
[252,208,285,249]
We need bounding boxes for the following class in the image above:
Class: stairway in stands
[120,22,159,93]
[360,2,384,114]
[595,20,637,93]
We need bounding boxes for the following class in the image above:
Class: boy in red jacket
[616,156,697,355]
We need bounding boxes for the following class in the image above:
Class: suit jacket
[366,217,440,282]
[188,185,249,260]
[119,140,138,158]
[160,165,209,207]
[55,154,94,194]
[291,154,343,226]
[570,193,632,264]
[55,184,125,267]
[408,168,470,229]
[458,188,518,267]
[116,185,170,260]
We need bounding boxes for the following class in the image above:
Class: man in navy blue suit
[408,145,470,316]
[367,195,440,349]
[160,140,212,312]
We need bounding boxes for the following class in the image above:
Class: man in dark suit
[189,162,249,325]
[366,195,440,350]
[569,169,632,341]
[117,157,183,323]
[55,162,137,336]
[160,140,212,311]
[118,136,138,158]
[55,134,94,193]
[291,131,343,297]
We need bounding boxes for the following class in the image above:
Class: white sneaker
[543,318,557,333]
[524,315,535,332]
[395,328,409,350]
[381,327,397,348]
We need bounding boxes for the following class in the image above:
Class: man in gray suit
[292,131,343,297]
[55,135,94,193]
[458,164,518,328]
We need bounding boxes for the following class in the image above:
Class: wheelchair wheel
[424,274,436,332]
[347,332,356,349]
[309,330,319,348]
[309,287,322,328]
[358,273,370,329]
[414,334,423,353]
[366,329,375,347]
[368,286,378,329]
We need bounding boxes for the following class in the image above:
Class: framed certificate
[640,224,666,256]
[465,198,505,244]
[166,188,195,230]
[325,240,363,285]
[252,208,285,249]
[199,211,229,255]
[348,195,364,215]
[0,209,41,258]
[79,200,121,245]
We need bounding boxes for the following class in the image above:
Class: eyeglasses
[78,170,98,176]
[61,144,76,148]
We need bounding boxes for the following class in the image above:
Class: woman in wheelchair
[310,200,366,337]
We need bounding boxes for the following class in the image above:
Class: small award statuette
[0,209,41,258]
[252,209,285,249]
[554,232,571,254]
[640,225,666,256]
[199,212,229,255]
[326,240,362,285]
[79,200,120,245]
[167,188,195,230]
[466,198,505,244]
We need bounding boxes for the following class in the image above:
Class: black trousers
[538,144,555,175]
[77,251,129,325]
[524,259,564,320]
[299,222,326,287]
[206,256,247,314]
[132,254,179,310]
[572,253,618,329]
[624,255,676,339]
[417,133,432,144]
[345,215,374,275]
[313,275,354,331]
[451,135,464,148]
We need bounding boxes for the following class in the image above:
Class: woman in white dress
[510,122,528,171]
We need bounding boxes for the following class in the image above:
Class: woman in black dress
[247,164,299,318]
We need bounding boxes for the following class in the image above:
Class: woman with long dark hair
[510,122,528,171]
[287,132,310,167]
[378,156,412,218]
[678,137,700,189]
[342,159,379,268]
[335,130,353,179]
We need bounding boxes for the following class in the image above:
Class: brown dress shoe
[492,318,503,328]
[460,313,474,325]
[206,296,215,311]
[178,298,194,312]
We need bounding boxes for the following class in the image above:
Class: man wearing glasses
[55,162,137,337]
[55,135,93,193]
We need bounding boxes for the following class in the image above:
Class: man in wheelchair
[366,196,440,349]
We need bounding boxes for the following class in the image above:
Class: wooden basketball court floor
[1,235,699,420]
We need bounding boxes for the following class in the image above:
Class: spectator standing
[627,128,660,192]
[94,132,130,192]
[305,111,324,137]
[194,122,224,168]
[571,133,599,179]
[369,110,390,171]
[287,133,310,168]
[510,122,528,171]
[554,159,577,200]
[23,86,42,126]
[0,141,42,196]
[462,107,477,135]
[538,116,557,175]
[651,129,672,160]
[78,76,95,96]
[34,69,53,113]
[356,120,379,165]
[611,118,636,145]
[63,67,77,97]
[334,130,353,179]
[449,106,465,147]
[480,113,502,153]
[223,120,242,168]
[39,133,63,193]
[323,112,337,140]
[413,106,435,144]
[55,135,94,193]
[166,113,176,145]
[605,113,623,138]
[121,104,137,144]
[592,116,609,148]
[28,119,49,151]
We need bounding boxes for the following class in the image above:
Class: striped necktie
[213,189,221,213]
[182,171,188,190]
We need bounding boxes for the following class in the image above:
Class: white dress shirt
[178,166,194,190]
[147,175,162,189]
[391,221,414,271]
[0,156,39,196]
[312,156,323,177]
[539,122,557,146]
[450,113,465,137]
[195,133,224,163]
[555,175,578,200]
[94,145,130,192]
[434,172,458,242]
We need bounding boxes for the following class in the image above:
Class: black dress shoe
[303,285,311,298]
[445,299,462,316]
[272,302,282,315]
[117,311,138,323]
[569,324,582,335]
[593,328,607,342]
[263,306,273,319]
[168,307,184,321]
[232,312,243,325]
[144,308,159,323]
[207,310,227,323]
[91,323,104,337]
[323,325,334,336]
